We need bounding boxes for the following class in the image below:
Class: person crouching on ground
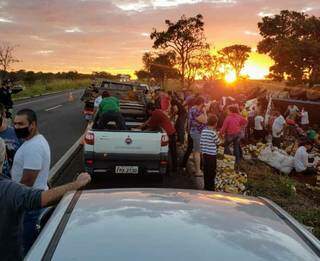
[96,91,126,130]
[140,103,177,172]
[200,115,220,191]
[294,139,319,176]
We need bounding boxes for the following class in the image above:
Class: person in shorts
[188,97,207,176]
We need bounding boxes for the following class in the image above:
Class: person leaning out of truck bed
[140,103,178,172]
[96,90,127,130]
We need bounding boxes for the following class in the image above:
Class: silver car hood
[28,188,320,261]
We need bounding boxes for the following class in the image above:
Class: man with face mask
[11,108,51,255]
[0,103,21,178]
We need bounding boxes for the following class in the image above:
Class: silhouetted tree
[0,42,19,80]
[151,14,209,88]
[258,10,320,86]
[219,44,251,79]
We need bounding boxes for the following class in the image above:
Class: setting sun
[225,70,237,83]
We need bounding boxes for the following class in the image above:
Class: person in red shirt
[220,105,247,165]
[141,103,177,172]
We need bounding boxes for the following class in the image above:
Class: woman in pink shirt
[220,105,247,165]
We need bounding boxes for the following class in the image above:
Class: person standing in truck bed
[141,103,177,172]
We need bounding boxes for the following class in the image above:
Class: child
[200,115,220,191]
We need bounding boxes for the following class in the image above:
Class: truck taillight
[84,131,95,145]
[86,159,94,166]
[161,135,169,146]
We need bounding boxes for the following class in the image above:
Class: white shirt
[11,134,51,190]
[272,115,286,137]
[294,146,309,172]
[301,111,309,125]
[254,115,264,130]
[94,96,102,108]
[288,105,299,114]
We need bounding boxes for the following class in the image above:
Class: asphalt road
[13,89,87,166]
[51,144,203,191]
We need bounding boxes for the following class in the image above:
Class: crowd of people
[147,88,320,189]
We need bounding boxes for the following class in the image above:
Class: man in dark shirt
[0,170,91,260]
[170,92,187,145]
[141,103,177,172]
[0,80,13,119]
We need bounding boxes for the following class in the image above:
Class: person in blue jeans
[188,97,207,176]
[220,106,247,165]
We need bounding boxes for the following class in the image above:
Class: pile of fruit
[215,148,248,194]
[243,142,268,159]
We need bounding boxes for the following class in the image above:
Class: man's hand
[75,172,91,189]
[41,173,91,207]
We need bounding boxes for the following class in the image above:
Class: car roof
[29,188,320,261]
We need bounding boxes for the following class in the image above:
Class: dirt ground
[240,159,320,239]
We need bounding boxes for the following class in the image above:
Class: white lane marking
[45,105,62,111]
[14,89,83,108]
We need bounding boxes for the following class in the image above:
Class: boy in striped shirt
[200,115,220,191]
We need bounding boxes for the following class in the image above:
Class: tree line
[136,10,320,88]
[1,10,320,88]
[0,42,131,86]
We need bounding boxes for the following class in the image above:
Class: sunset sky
[0,0,320,79]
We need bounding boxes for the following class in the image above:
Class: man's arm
[20,169,39,187]
[41,173,91,207]
[139,117,151,130]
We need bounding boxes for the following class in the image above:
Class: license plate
[115,166,139,174]
[85,114,92,120]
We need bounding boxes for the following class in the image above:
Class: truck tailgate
[93,131,162,155]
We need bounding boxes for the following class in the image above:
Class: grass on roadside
[13,79,91,99]
[241,160,320,239]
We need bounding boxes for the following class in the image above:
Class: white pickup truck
[83,81,169,176]
[84,124,169,176]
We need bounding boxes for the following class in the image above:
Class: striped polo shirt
[200,128,220,156]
